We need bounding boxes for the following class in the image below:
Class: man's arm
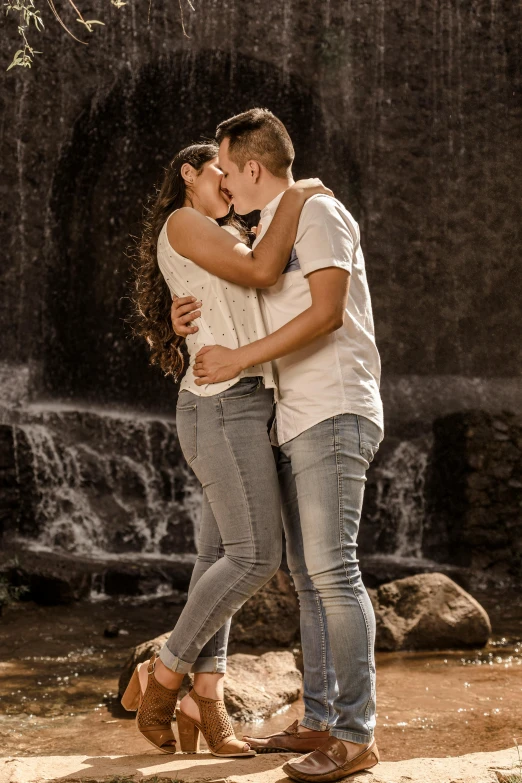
[191,196,355,384]
[192,267,350,384]
[167,179,332,289]
[171,295,202,337]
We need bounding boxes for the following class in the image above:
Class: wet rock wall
[0,0,520,424]
[0,1,520,581]
[424,409,522,576]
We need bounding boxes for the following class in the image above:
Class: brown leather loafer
[282,736,379,781]
[242,719,330,754]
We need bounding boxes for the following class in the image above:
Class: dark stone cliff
[0,1,520,584]
[1,0,520,423]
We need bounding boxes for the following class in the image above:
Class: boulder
[228,568,300,647]
[119,637,302,722]
[371,572,491,651]
[224,650,301,721]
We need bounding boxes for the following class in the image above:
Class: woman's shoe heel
[178,688,255,757]
[124,655,179,754]
[121,667,141,711]
[176,709,201,752]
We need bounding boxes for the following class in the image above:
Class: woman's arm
[166,179,332,289]
[192,267,350,385]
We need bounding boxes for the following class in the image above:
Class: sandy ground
[1,592,522,782]
[2,597,522,762]
[1,745,521,783]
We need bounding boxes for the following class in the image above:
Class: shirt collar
[260,190,286,221]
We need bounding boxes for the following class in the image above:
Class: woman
[123,142,330,757]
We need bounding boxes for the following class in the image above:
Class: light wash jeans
[278,413,383,743]
[159,376,282,674]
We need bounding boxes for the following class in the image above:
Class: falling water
[8,407,201,560]
[2,0,519,590]
[369,438,431,559]
[15,78,29,354]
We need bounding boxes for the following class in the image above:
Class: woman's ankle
[193,672,225,700]
[153,658,184,690]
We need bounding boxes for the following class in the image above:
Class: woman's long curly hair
[132,142,221,381]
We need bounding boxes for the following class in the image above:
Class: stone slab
[1,745,520,783]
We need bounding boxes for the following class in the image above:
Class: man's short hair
[216,108,295,178]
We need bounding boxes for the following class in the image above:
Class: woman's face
[192,158,232,219]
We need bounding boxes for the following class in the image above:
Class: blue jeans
[159,377,282,674]
[278,413,383,743]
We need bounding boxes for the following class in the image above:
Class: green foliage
[0,556,30,611]
[0,573,29,609]
[4,0,43,70]
[5,0,195,72]
[75,16,105,32]
[4,0,126,71]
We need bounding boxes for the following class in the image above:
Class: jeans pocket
[176,403,197,464]
[360,440,379,464]
[357,414,383,465]
[219,376,261,400]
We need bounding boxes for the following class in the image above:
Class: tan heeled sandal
[176,687,255,757]
[121,653,179,754]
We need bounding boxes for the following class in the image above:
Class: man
[171,108,383,782]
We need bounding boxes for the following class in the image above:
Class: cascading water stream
[6,406,201,562]
[6,404,436,567]
[373,440,429,558]
[362,436,433,564]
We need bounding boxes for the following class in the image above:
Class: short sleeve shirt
[254,192,384,446]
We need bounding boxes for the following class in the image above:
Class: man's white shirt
[253,191,384,446]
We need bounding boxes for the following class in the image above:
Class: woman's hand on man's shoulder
[288,178,334,202]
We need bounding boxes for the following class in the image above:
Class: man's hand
[193,345,243,385]
[171,296,202,337]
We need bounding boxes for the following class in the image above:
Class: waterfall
[367,437,431,560]
[7,407,201,560]
[15,423,105,554]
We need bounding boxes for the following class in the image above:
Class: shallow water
[0,588,521,761]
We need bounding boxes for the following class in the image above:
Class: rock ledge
[1,745,520,783]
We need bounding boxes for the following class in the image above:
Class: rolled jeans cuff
[301,716,330,732]
[190,655,227,674]
[158,644,194,675]
[330,728,374,743]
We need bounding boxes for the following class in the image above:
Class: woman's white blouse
[157,212,276,397]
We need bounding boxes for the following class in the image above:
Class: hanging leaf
[5,0,197,70]
[76,17,105,32]
[6,49,25,70]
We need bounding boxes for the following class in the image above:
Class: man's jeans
[278,413,383,743]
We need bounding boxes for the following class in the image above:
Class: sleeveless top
[157,211,276,397]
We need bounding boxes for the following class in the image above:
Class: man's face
[218,137,262,216]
